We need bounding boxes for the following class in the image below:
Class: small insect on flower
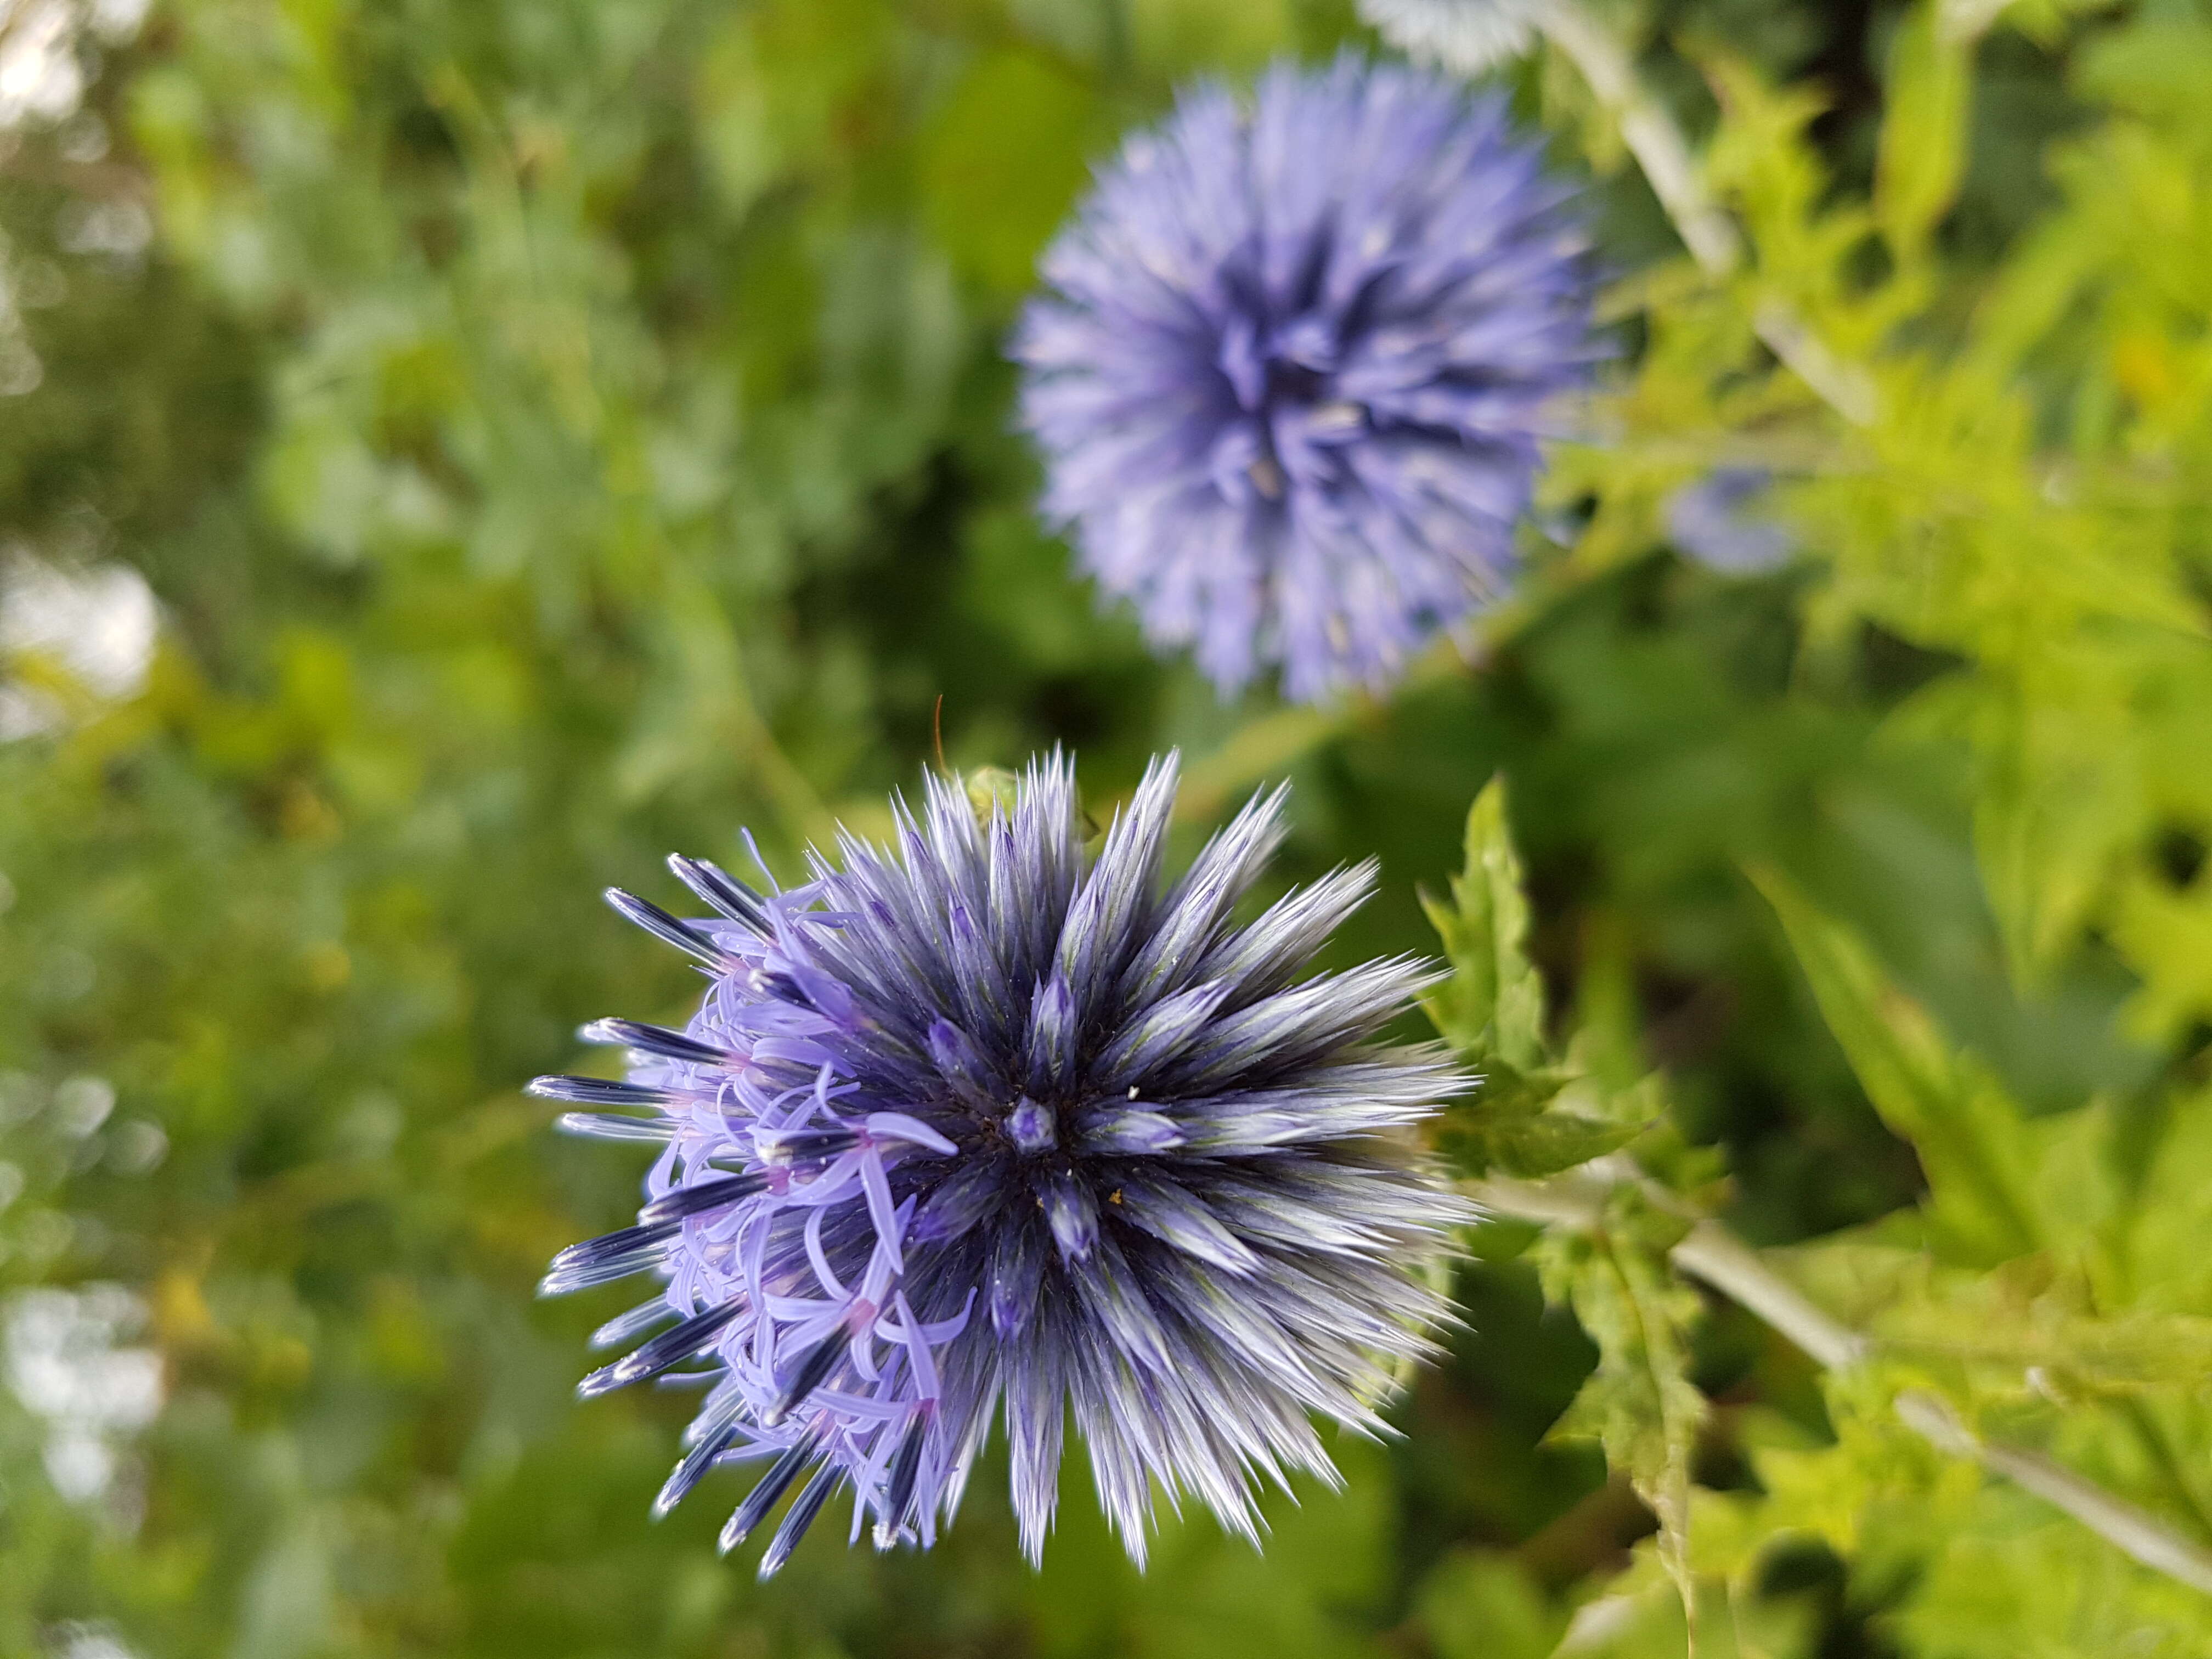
[1014,55,1596,704]
[534,753,1469,1573]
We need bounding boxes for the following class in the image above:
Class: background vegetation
[3,0,2211,1654]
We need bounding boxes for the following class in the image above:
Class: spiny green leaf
[1433,1063,1658,1181]
[1424,781,1658,1179]
[1420,776,1546,1070]
[1438,1100,1645,1182]
[1538,1199,1707,1628]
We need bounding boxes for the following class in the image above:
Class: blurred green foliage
[3,0,2212,1655]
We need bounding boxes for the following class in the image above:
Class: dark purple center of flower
[1264,357,1328,405]
[1005,1095,1056,1154]
[1209,307,1370,505]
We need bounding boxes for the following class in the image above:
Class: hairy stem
[1536,0,1878,426]
[1469,1170,2212,1599]
[1169,635,1472,824]
[1895,1391,2212,1596]
[1538,0,1740,276]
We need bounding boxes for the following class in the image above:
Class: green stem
[1534,0,1877,425]
[1471,1166,2212,1601]
[1171,637,1470,825]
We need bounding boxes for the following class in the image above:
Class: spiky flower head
[533,754,1466,1573]
[1014,56,1595,704]
[1358,0,1552,78]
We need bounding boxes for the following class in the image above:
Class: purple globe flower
[1663,467,1795,574]
[533,754,1466,1572]
[1014,56,1596,703]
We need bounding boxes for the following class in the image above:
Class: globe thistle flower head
[1015,57,1596,703]
[534,754,1468,1572]
[1359,0,1552,77]
[1663,467,1795,573]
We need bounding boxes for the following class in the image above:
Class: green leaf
[1424,782,1657,1179]
[1539,1200,1707,1626]
[1439,1092,1644,1181]
[1421,776,1547,1070]
[1129,0,1296,75]
[1414,1550,1566,1659]
[1753,865,2044,1266]
[919,49,1099,297]
[1875,3,1973,255]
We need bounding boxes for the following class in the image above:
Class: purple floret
[1014,56,1597,703]
[534,753,1468,1572]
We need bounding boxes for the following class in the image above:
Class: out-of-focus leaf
[1414,1550,1565,1659]
[1129,0,1296,75]
[1754,864,2043,1266]
[920,49,1099,297]
[2111,870,2212,1044]
[1875,3,1972,255]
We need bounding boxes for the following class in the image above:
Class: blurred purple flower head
[534,754,1466,1572]
[1014,56,1596,703]
[1663,467,1795,574]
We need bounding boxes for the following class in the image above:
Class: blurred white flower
[57,198,150,259]
[0,0,156,393]
[109,1120,168,1176]
[52,1075,116,1137]
[1360,0,1551,76]
[0,1,84,128]
[48,1621,141,1659]
[0,0,149,130]
[83,0,147,40]
[0,551,157,737]
[4,1284,163,1505]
